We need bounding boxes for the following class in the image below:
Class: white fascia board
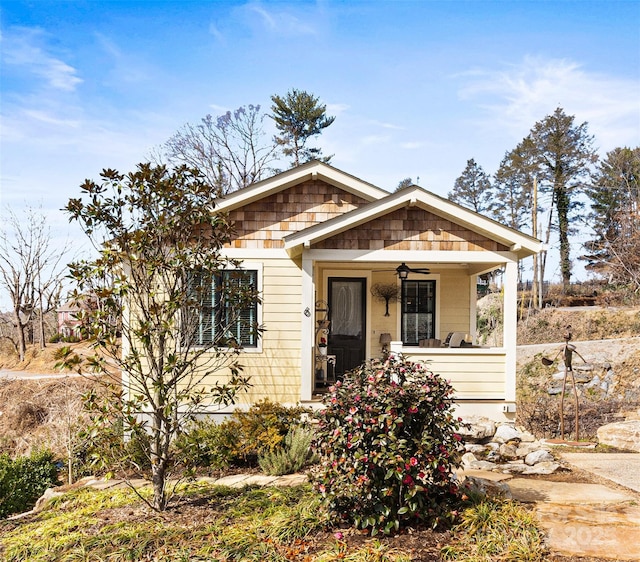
[214,161,388,213]
[304,248,518,264]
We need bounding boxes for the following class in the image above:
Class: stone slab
[561,453,640,493]
[455,468,513,482]
[507,478,635,504]
[212,474,254,488]
[88,479,127,490]
[535,503,640,560]
[243,475,279,486]
[271,474,308,487]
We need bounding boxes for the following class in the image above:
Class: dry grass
[0,377,101,457]
[517,306,640,345]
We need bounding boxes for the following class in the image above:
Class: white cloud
[370,120,404,131]
[2,27,82,92]
[208,22,225,43]
[457,56,640,151]
[326,103,350,115]
[361,134,390,146]
[240,2,318,36]
[22,109,81,128]
[401,141,424,149]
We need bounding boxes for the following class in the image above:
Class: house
[57,298,86,339]
[198,161,541,421]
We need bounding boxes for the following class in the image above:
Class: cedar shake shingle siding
[225,180,368,249]
[313,208,510,252]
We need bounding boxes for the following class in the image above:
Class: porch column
[300,255,314,401]
[468,274,477,342]
[503,260,518,402]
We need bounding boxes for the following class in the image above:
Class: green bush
[74,417,151,479]
[174,399,312,470]
[0,450,60,518]
[172,418,236,471]
[312,356,464,535]
[258,425,316,476]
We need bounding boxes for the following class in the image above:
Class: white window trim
[189,261,264,354]
[396,273,440,347]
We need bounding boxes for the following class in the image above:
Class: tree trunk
[13,308,26,362]
[556,187,572,292]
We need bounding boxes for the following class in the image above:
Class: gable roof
[213,160,389,212]
[283,185,542,259]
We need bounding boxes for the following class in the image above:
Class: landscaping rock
[597,420,640,452]
[521,461,561,475]
[493,424,520,443]
[515,442,542,457]
[33,487,65,512]
[459,416,496,442]
[462,475,512,499]
[498,462,529,474]
[464,443,487,454]
[498,443,519,460]
[525,449,555,466]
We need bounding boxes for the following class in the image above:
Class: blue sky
[1,0,639,288]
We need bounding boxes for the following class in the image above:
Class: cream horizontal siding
[186,258,304,407]
[398,348,506,399]
[438,271,470,338]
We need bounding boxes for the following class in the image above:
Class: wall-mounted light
[379,333,392,357]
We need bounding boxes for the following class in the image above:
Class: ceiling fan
[373,263,431,279]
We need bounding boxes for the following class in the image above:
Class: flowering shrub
[311,355,464,535]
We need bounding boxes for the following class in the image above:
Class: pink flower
[334,531,344,540]
[409,457,418,466]
[402,474,414,486]
[408,406,418,414]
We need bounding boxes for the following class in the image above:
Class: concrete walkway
[459,452,640,560]
[561,452,640,493]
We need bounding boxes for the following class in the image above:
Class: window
[187,269,259,348]
[401,280,435,345]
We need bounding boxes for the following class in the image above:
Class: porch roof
[283,185,542,260]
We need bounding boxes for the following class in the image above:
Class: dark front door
[328,277,366,378]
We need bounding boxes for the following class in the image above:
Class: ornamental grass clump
[312,356,464,535]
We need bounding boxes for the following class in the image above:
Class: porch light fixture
[396,263,411,280]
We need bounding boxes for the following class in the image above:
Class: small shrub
[0,449,60,518]
[173,400,312,471]
[172,418,236,471]
[228,399,312,463]
[312,356,464,535]
[74,416,151,478]
[441,498,546,561]
[258,425,316,476]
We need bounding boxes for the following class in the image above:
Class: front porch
[299,254,520,417]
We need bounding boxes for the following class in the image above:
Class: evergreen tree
[583,146,640,288]
[270,89,335,167]
[522,107,597,290]
[448,158,494,214]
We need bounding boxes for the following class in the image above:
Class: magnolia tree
[64,163,260,511]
